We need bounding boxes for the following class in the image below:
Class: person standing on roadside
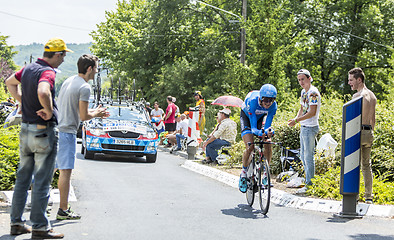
[150,102,165,134]
[56,54,109,220]
[288,69,321,194]
[145,102,152,116]
[194,91,205,135]
[163,96,177,134]
[5,38,71,239]
[348,67,376,204]
[172,97,180,115]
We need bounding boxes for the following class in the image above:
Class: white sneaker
[296,186,307,194]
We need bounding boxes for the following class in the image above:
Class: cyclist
[239,84,278,193]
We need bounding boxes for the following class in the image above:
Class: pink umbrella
[211,95,244,108]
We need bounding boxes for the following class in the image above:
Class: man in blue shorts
[56,54,109,220]
[239,84,277,193]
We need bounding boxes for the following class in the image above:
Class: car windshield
[106,106,148,123]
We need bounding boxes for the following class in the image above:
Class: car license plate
[114,139,135,145]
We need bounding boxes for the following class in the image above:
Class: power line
[283,9,393,51]
[0,10,90,32]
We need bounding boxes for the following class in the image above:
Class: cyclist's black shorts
[240,110,265,137]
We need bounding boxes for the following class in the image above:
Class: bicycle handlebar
[247,139,282,147]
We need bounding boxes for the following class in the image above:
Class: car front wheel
[83,147,95,160]
[146,153,157,163]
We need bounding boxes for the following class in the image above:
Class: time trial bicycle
[246,137,281,215]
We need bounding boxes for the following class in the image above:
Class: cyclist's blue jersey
[241,90,277,135]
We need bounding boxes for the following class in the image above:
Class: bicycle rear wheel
[246,160,255,206]
[258,159,271,215]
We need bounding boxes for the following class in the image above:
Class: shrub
[226,140,245,167]
[0,125,20,190]
[372,100,394,181]
[0,125,59,190]
[308,167,394,205]
[308,167,342,200]
[271,122,300,174]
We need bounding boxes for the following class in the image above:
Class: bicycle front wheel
[258,159,271,215]
[246,160,255,206]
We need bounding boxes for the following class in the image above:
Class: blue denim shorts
[56,132,77,170]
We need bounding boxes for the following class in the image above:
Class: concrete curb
[158,147,394,218]
[0,186,77,209]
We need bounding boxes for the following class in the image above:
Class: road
[1,145,393,240]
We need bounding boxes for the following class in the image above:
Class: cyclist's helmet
[259,84,277,99]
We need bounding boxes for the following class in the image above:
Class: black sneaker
[56,207,81,220]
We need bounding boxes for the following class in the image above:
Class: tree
[0,34,17,96]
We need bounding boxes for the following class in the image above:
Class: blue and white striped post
[336,96,363,218]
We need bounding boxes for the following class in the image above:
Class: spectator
[183,111,189,119]
[151,101,164,119]
[348,67,376,204]
[5,38,71,239]
[163,96,177,134]
[170,114,188,152]
[194,91,205,135]
[166,113,181,148]
[56,54,109,220]
[207,112,221,139]
[202,108,237,164]
[151,102,165,134]
[172,97,180,115]
[288,69,321,194]
[145,102,152,116]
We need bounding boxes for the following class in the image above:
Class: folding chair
[280,146,301,172]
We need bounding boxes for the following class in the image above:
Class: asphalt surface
[1,146,394,240]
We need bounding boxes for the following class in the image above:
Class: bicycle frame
[246,137,281,214]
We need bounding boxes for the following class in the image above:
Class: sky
[0,0,119,46]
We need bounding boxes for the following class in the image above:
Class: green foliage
[372,98,394,180]
[271,122,300,174]
[308,167,342,200]
[1,34,17,100]
[226,140,245,167]
[0,124,60,190]
[308,167,394,205]
[0,125,20,190]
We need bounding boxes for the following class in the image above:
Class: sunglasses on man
[260,97,275,104]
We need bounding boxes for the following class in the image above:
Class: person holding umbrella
[238,84,278,193]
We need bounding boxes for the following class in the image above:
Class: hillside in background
[13,43,92,79]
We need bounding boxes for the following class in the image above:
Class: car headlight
[143,131,156,139]
[89,128,106,136]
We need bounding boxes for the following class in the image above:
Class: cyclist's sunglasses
[260,97,275,104]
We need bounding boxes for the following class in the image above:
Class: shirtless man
[348,67,377,204]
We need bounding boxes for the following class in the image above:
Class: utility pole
[96,59,101,104]
[240,0,247,65]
